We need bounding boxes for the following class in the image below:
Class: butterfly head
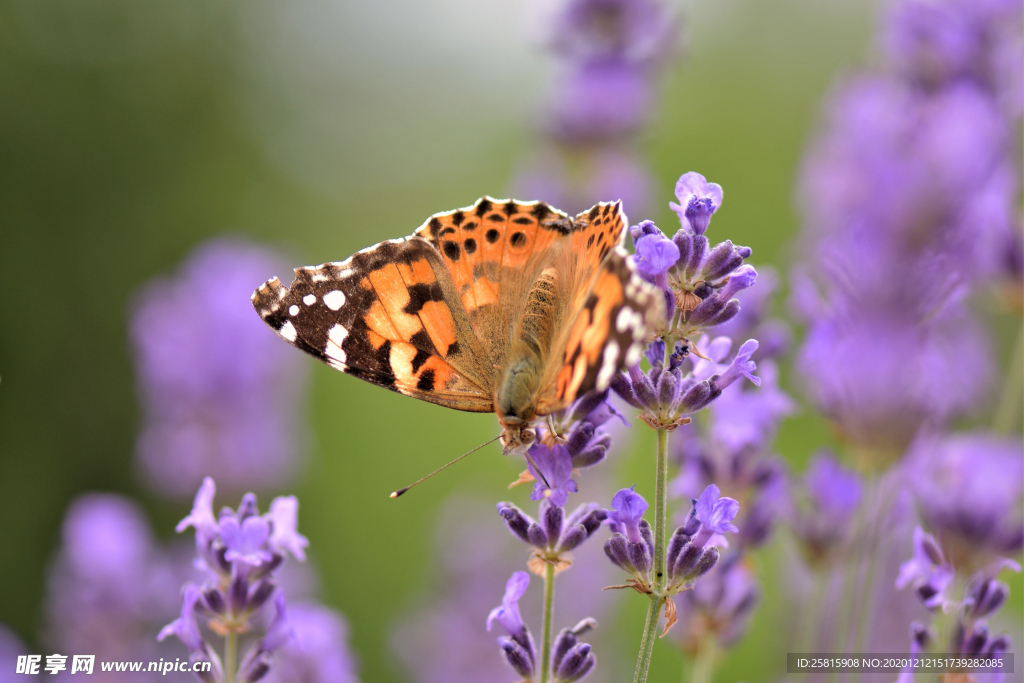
[499,421,537,456]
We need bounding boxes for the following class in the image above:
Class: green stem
[633,595,662,683]
[994,321,1024,434]
[690,636,719,683]
[633,426,671,683]
[224,631,238,683]
[539,562,556,683]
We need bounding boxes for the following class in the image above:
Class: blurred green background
[5,0,1013,681]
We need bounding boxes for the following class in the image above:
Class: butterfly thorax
[496,268,560,454]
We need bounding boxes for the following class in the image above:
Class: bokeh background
[1,0,1021,681]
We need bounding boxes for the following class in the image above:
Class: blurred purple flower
[606,486,647,544]
[692,484,740,549]
[672,554,759,654]
[131,238,308,499]
[0,624,29,683]
[787,451,862,564]
[906,432,1024,564]
[551,0,676,65]
[487,572,530,637]
[261,602,359,683]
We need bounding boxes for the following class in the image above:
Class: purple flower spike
[266,496,309,561]
[692,484,740,549]
[714,340,760,390]
[158,584,205,653]
[527,444,579,508]
[220,514,273,566]
[896,526,954,610]
[670,172,724,235]
[487,572,530,636]
[607,486,648,544]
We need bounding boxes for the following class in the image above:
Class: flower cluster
[786,452,863,566]
[131,239,309,499]
[896,526,1019,683]
[159,478,310,683]
[672,553,760,655]
[487,572,597,683]
[603,485,738,629]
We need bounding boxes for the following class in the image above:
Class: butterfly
[252,197,664,456]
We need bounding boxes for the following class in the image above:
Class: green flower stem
[539,562,556,683]
[994,321,1023,434]
[633,424,671,683]
[690,635,719,683]
[224,631,238,683]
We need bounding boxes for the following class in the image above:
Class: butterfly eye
[521,429,536,445]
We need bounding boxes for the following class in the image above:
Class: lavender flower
[131,239,309,499]
[669,172,723,236]
[906,432,1024,567]
[527,445,579,508]
[787,451,862,565]
[895,526,955,610]
[160,477,310,683]
[487,572,597,682]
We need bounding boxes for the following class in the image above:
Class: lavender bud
[686,235,708,278]
[973,581,1008,618]
[567,422,595,456]
[703,298,741,327]
[604,534,634,572]
[229,572,249,614]
[527,522,548,549]
[692,281,714,299]
[552,628,578,674]
[672,230,693,269]
[555,643,595,682]
[657,370,678,409]
[247,579,275,612]
[611,372,642,408]
[498,503,532,544]
[684,547,720,581]
[573,444,607,468]
[639,520,655,558]
[672,542,702,579]
[558,525,588,552]
[543,502,564,548]
[703,243,746,282]
[579,509,607,537]
[679,381,713,413]
[202,588,226,615]
[666,527,691,575]
[248,553,283,581]
[687,294,725,325]
[986,635,1010,656]
[628,541,652,575]
[645,339,666,367]
[921,533,944,565]
[682,504,701,536]
[498,636,535,678]
[239,656,270,683]
[685,197,715,236]
[569,390,608,422]
[632,372,658,411]
[237,493,259,521]
[965,623,989,656]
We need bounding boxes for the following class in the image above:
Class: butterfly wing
[252,236,495,412]
[539,246,665,414]
[413,197,571,371]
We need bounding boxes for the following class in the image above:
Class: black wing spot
[532,203,551,220]
[587,234,595,249]
[403,282,445,314]
[411,348,431,374]
[463,238,477,254]
[486,228,501,244]
[417,368,436,391]
[439,227,456,236]
[510,232,527,248]
[476,199,493,217]
[446,340,460,356]
[443,241,461,261]
[513,216,532,225]
[588,205,600,220]
[544,218,572,235]
[429,218,442,237]
[452,211,465,226]
[487,213,505,222]
[463,221,478,231]
[503,201,517,216]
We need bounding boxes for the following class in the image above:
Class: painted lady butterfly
[252,197,663,456]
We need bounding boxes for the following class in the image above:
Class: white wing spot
[288,305,299,316]
[303,294,316,306]
[325,324,348,363]
[625,343,641,367]
[279,321,297,342]
[596,340,620,390]
[323,290,346,311]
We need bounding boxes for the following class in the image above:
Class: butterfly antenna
[389,435,501,499]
